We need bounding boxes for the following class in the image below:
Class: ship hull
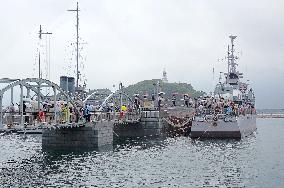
[190,115,256,139]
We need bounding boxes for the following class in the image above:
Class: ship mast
[68,2,80,88]
[227,45,230,76]
[228,35,237,74]
[224,35,243,86]
[37,25,52,111]
[38,25,52,79]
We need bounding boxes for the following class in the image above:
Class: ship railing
[203,114,226,121]
[194,113,237,122]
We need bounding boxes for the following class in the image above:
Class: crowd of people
[3,101,80,126]
[131,93,255,117]
[193,96,255,117]
[131,93,193,110]
[2,92,256,127]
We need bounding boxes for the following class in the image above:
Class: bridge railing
[1,110,142,127]
[1,111,79,127]
[91,111,141,122]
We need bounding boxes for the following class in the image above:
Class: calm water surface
[0,118,284,187]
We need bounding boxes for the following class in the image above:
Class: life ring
[213,116,218,122]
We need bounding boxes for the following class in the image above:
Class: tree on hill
[122,79,205,99]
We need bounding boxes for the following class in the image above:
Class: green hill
[123,79,205,99]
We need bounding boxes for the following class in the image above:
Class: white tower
[162,68,168,83]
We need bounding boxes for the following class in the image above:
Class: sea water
[0,118,283,187]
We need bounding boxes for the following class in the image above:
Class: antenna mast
[228,35,237,74]
[38,25,52,79]
[68,2,80,88]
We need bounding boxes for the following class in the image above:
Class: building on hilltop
[162,68,168,83]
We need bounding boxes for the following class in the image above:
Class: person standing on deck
[8,103,15,127]
[61,104,69,123]
[38,109,45,122]
[171,94,176,107]
[184,94,189,107]
[158,94,162,110]
[23,101,28,125]
[83,104,90,122]
[151,93,155,101]
[134,94,140,110]
[87,104,92,122]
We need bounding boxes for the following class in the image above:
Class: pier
[0,77,180,149]
[42,121,113,149]
[114,107,165,139]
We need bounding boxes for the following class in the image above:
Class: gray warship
[191,36,256,139]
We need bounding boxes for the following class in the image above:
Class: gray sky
[0,0,283,109]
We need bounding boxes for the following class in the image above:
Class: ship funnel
[60,76,75,95]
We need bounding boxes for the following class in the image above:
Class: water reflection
[1,119,283,187]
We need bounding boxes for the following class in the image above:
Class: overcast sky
[0,0,283,109]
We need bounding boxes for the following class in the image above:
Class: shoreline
[256,113,284,118]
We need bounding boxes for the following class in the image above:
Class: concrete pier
[42,121,114,149]
[114,109,166,139]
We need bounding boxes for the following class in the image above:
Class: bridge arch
[98,91,134,111]
[83,90,99,105]
[0,78,80,127]
[18,82,45,100]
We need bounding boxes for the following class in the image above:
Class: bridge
[0,78,83,128]
[0,77,144,132]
